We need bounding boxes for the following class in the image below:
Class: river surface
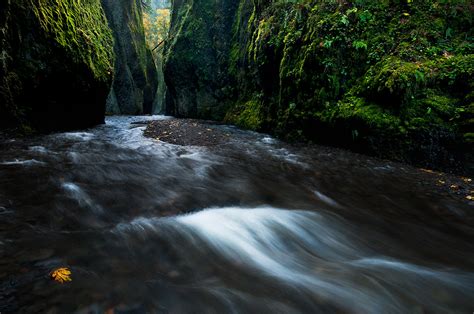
[0,116,473,313]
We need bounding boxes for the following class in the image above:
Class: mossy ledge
[164,0,473,174]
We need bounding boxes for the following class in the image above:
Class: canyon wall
[102,0,159,115]
[164,0,473,172]
[0,0,158,131]
[0,0,114,131]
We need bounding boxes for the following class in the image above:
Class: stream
[0,116,473,313]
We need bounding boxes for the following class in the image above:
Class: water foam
[62,182,104,214]
[0,159,46,166]
[113,207,474,313]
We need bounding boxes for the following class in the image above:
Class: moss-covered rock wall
[165,0,473,172]
[163,0,241,119]
[102,0,159,115]
[0,0,114,132]
[0,0,158,131]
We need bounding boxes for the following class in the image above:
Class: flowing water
[0,116,473,313]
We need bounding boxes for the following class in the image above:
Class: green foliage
[32,0,114,81]
[143,8,170,50]
[353,40,368,50]
[226,0,473,165]
[225,99,264,130]
[326,96,401,132]
[465,133,474,143]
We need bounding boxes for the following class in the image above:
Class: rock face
[0,0,158,132]
[0,0,114,131]
[163,0,241,120]
[164,0,473,173]
[101,0,158,115]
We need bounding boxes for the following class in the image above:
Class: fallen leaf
[51,267,72,283]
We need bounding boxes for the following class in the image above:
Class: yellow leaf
[51,267,72,284]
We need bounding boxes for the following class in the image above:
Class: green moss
[225,99,264,130]
[327,96,401,131]
[219,0,473,169]
[228,1,248,76]
[32,0,114,81]
[361,57,425,104]
[464,133,474,143]
[163,0,472,169]
[422,91,460,118]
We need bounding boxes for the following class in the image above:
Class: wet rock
[163,0,241,119]
[101,0,158,115]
